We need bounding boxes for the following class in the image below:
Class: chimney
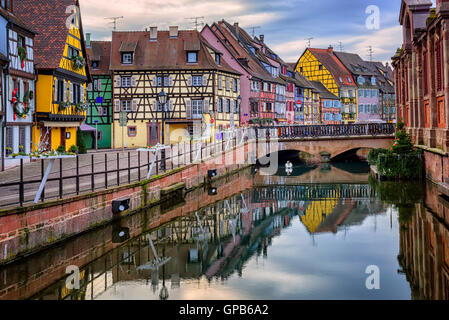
[234,22,239,28]
[328,45,333,53]
[259,34,264,43]
[437,0,449,12]
[150,27,158,41]
[169,26,179,38]
[86,33,91,48]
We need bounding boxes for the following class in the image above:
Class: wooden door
[60,127,66,149]
[147,122,160,146]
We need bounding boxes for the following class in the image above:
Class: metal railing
[0,128,249,209]
[257,123,395,139]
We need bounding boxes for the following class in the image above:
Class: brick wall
[0,143,251,265]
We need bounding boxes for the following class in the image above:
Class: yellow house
[110,27,241,148]
[17,0,91,152]
[296,47,357,123]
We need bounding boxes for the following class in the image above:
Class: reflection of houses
[399,197,449,299]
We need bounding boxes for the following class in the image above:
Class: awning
[42,121,82,128]
[80,123,96,132]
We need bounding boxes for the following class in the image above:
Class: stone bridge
[252,123,395,162]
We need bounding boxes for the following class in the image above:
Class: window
[436,40,443,91]
[423,51,428,95]
[217,98,223,112]
[57,79,65,102]
[233,79,238,92]
[127,126,137,137]
[300,67,303,73]
[215,54,221,65]
[371,77,376,85]
[121,76,132,87]
[121,53,133,64]
[192,75,202,87]
[18,35,25,49]
[191,100,203,117]
[225,99,230,113]
[73,83,81,103]
[68,46,79,58]
[91,61,99,69]
[218,75,223,90]
[234,100,238,113]
[121,100,132,112]
[348,77,352,83]
[157,75,170,87]
[318,64,323,71]
[187,51,198,63]
[5,127,13,155]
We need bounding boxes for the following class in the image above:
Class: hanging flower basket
[18,46,27,69]
[75,102,88,113]
[70,55,86,71]
[58,101,71,112]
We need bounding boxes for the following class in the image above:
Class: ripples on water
[1,163,448,300]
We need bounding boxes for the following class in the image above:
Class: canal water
[1,162,447,300]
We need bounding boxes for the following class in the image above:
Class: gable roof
[15,0,90,78]
[212,21,274,82]
[86,41,111,75]
[333,52,376,76]
[305,48,356,87]
[109,29,240,75]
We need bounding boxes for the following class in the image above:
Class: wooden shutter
[202,75,208,86]
[226,77,230,90]
[185,99,192,119]
[115,76,121,88]
[237,78,240,93]
[187,75,192,86]
[114,99,120,112]
[169,100,174,111]
[131,76,137,87]
[204,98,210,113]
[152,75,157,87]
[97,79,102,91]
[19,79,24,98]
[218,75,222,90]
[87,82,92,91]
[54,79,58,101]
[63,80,67,101]
[69,82,73,103]
[80,85,84,102]
[8,76,13,100]
[132,99,138,112]
[169,75,174,87]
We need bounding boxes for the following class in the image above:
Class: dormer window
[215,53,221,65]
[348,77,352,83]
[358,76,365,84]
[1,0,12,11]
[371,76,376,85]
[187,51,198,63]
[339,77,343,83]
[91,61,99,69]
[121,52,133,64]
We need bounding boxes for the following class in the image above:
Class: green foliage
[76,130,87,154]
[377,150,423,179]
[69,145,79,153]
[367,148,388,165]
[368,176,424,223]
[56,145,66,154]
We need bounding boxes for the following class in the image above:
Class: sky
[79,0,436,64]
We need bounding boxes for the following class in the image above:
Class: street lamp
[157,90,169,171]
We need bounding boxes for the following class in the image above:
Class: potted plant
[71,55,86,71]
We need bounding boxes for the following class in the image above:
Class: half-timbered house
[0,4,35,169]
[84,37,112,149]
[110,27,241,148]
[16,0,91,152]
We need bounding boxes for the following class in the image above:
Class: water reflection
[1,164,448,300]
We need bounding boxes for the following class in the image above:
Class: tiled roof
[294,72,315,89]
[86,41,111,75]
[334,51,376,76]
[310,81,339,100]
[213,21,274,82]
[307,48,356,87]
[15,0,87,71]
[109,29,240,75]
[0,7,35,34]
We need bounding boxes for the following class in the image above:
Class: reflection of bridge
[252,184,377,203]
[253,124,394,161]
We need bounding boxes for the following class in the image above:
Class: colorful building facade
[311,81,341,125]
[1,5,35,170]
[296,47,357,124]
[84,39,112,149]
[17,0,90,152]
[110,27,240,148]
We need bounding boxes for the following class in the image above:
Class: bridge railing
[256,123,395,139]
